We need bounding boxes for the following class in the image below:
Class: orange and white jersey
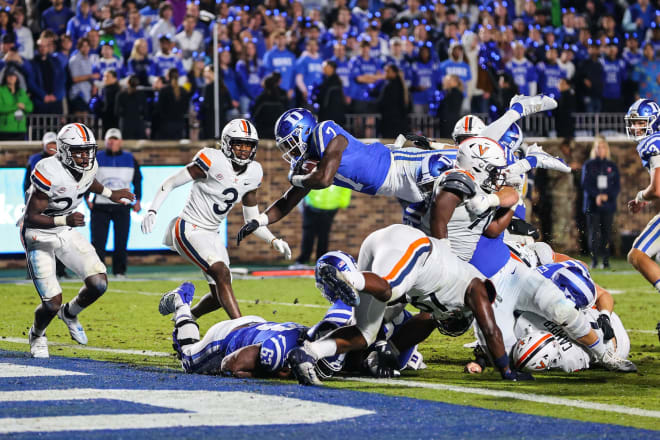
[26,156,98,231]
[180,147,263,229]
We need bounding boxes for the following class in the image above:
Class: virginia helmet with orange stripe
[512,330,562,372]
[220,118,259,166]
[56,123,97,172]
[456,136,507,193]
[452,115,486,145]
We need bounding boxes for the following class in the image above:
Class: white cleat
[287,342,322,386]
[159,282,196,316]
[509,94,557,117]
[57,307,88,345]
[600,349,637,373]
[28,327,49,358]
[525,144,571,173]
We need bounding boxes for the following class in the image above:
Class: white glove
[272,238,292,260]
[503,171,525,191]
[141,210,157,234]
[504,160,532,177]
[466,193,499,215]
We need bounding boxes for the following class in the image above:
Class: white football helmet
[456,137,507,193]
[452,115,486,145]
[220,118,259,166]
[512,330,562,372]
[56,123,97,172]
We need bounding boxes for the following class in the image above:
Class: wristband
[486,193,500,208]
[101,187,112,198]
[270,237,279,248]
[148,209,157,215]
[635,190,645,203]
[494,354,509,370]
[291,175,305,188]
[257,213,269,226]
[600,309,612,319]
[53,216,67,226]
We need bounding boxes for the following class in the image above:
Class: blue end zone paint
[0,399,187,418]
[0,349,657,440]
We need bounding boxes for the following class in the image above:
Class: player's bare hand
[66,212,85,227]
[464,361,483,374]
[132,200,141,213]
[237,219,259,245]
[110,189,136,205]
[628,199,649,213]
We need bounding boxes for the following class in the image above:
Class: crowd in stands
[0,0,658,140]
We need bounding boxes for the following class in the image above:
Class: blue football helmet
[274,108,318,163]
[315,251,358,303]
[551,263,596,309]
[625,99,660,141]
[416,153,454,196]
[499,123,524,157]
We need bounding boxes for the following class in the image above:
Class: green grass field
[1,259,659,431]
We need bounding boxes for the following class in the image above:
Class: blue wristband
[494,354,509,370]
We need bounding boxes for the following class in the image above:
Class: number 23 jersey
[28,156,98,229]
[181,148,262,229]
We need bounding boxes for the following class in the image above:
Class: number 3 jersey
[181,148,262,229]
[25,156,98,229]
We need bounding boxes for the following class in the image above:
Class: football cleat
[525,144,571,173]
[287,343,322,386]
[28,327,49,358]
[600,349,637,373]
[509,94,557,117]
[57,307,88,345]
[316,264,360,307]
[159,282,196,316]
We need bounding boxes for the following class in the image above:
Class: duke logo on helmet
[625,98,660,141]
[56,123,97,172]
[274,108,318,163]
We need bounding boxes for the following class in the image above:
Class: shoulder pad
[439,170,477,198]
[31,158,57,193]
[193,148,214,172]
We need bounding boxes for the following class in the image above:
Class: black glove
[404,133,431,149]
[597,314,615,341]
[502,368,535,381]
[363,341,401,378]
[236,219,259,245]
[287,157,306,183]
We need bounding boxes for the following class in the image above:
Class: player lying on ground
[236,95,559,244]
[286,223,534,385]
[141,119,291,321]
[21,123,135,358]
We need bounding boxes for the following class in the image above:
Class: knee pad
[87,276,108,296]
[563,310,591,340]
[173,318,200,357]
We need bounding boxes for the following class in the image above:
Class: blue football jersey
[536,260,596,308]
[469,233,511,278]
[224,321,307,373]
[636,132,660,170]
[307,120,392,194]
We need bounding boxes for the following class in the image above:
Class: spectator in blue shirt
[218,47,240,118]
[329,42,351,100]
[295,39,323,107]
[506,40,537,95]
[438,42,472,96]
[41,0,74,36]
[348,39,384,113]
[536,44,565,99]
[66,0,96,48]
[236,41,262,114]
[149,34,185,85]
[93,41,123,87]
[410,45,437,114]
[262,30,296,100]
[28,35,66,114]
[623,0,654,34]
[382,37,412,87]
[126,38,152,86]
[632,42,660,101]
[124,10,147,59]
[600,40,627,112]
[139,0,160,30]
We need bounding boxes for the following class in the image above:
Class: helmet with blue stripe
[315,251,358,303]
[416,153,454,196]
[551,263,596,309]
[625,99,660,141]
[499,122,523,156]
[274,108,318,163]
[305,300,353,379]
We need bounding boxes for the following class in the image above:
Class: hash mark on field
[344,377,660,419]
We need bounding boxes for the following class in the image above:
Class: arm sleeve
[149,166,193,213]
[243,204,277,243]
[132,158,143,201]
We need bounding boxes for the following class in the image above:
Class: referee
[89,128,142,278]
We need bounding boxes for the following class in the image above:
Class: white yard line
[0,337,171,357]
[343,377,660,419]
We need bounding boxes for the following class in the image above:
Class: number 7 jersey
[180,147,263,229]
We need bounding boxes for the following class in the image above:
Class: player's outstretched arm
[240,191,291,259]
[24,190,85,228]
[89,179,135,205]
[465,279,534,381]
[484,208,515,238]
[140,165,197,233]
[289,135,348,190]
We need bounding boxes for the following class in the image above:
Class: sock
[588,336,606,358]
[31,324,45,337]
[306,338,338,361]
[65,299,84,318]
[653,279,660,294]
[480,109,521,141]
[174,304,193,323]
[344,271,366,291]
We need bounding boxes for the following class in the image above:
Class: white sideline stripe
[0,363,88,377]
[344,377,660,419]
[0,337,172,357]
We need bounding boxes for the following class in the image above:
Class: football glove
[466,194,500,216]
[141,210,157,234]
[271,238,292,260]
[363,341,401,378]
[502,368,535,381]
[597,314,615,342]
[236,219,259,245]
